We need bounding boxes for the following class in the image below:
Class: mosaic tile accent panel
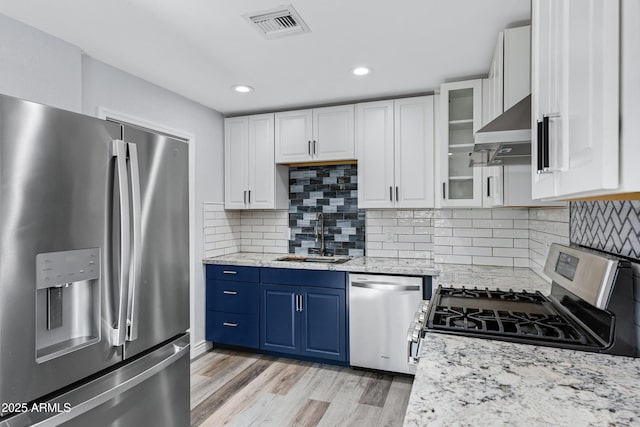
[570,201,640,261]
[289,164,365,256]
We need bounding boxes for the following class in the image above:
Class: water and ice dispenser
[35,248,101,362]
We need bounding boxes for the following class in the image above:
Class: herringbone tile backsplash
[570,201,640,261]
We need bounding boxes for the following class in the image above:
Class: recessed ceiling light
[352,67,371,76]
[232,85,253,93]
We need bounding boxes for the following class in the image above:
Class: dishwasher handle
[351,281,421,292]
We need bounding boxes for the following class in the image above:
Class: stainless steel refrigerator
[0,94,190,426]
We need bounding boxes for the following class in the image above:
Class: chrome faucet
[314,212,325,256]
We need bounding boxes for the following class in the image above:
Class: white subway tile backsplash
[472,238,513,248]
[493,248,529,258]
[434,218,472,228]
[452,209,492,219]
[492,228,529,238]
[472,219,513,229]
[434,236,472,247]
[453,228,493,238]
[453,246,492,256]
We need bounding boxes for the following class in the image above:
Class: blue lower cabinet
[260,284,299,355]
[260,283,346,362]
[300,288,345,361]
[206,311,259,349]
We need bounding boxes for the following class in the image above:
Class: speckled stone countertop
[404,334,640,427]
[203,253,550,292]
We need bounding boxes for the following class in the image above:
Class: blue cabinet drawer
[260,268,346,289]
[207,265,259,283]
[206,280,259,314]
[206,311,259,349]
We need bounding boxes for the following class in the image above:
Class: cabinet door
[488,32,504,121]
[275,109,313,163]
[312,105,355,161]
[394,96,435,208]
[356,100,395,208]
[531,0,561,199]
[555,0,619,196]
[260,284,299,355]
[437,80,483,207]
[248,114,275,209]
[300,287,346,362]
[224,117,248,209]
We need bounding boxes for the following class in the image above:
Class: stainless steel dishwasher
[349,273,425,375]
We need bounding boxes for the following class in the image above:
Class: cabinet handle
[389,186,393,202]
[223,290,238,295]
[313,140,317,156]
[536,120,544,172]
[222,270,237,275]
[222,322,238,327]
[243,190,247,204]
[248,190,251,204]
[442,182,446,200]
[395,186,399,201]
[487,177,491,197]
[308,140,311,156]
[299,294,303,312]
[542,115,550,170]
[295,294,300,312]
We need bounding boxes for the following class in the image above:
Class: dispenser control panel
[36,248,100,289]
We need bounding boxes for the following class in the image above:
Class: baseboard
[190,339,212,360]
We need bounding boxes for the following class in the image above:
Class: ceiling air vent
[243,5,310,39]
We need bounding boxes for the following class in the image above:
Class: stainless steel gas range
[408,243,637,364]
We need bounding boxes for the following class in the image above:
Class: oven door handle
[351,281,421,292]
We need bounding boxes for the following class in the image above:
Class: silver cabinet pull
[223,270,237,275]
[389,186,393,201]
[308,140,311,156]
[442,182,446,200]
[313,140,317,156]
[223,322,238,327]
[395,186,399,201]
[243,190,247,204]
[299,294,303,312]
[223,290,237,295]
[295,294,299,312]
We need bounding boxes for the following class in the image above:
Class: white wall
[0,14,81,112]
[81,56,224,356]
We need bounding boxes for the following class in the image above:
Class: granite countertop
[203,253,550,292]
[404,334,640,427]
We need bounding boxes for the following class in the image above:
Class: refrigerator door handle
[2,335,190,427]
[111,140,131,347]
[126,142,142,342]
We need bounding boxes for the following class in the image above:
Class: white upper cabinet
[356,100,395,209]
[532,0,626,200]
[224,116,249,209]
[225,114,288,210]
[313,105,355,161]
[436,80,483,208]
[275,105,354,163]
[357,96,435,209]
[274,109,313,163]
[394,97,435,208]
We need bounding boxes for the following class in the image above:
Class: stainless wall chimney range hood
[470,95,532,167]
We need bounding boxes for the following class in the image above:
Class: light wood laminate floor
[190,349,413,427]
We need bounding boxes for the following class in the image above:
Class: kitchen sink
[276,256,351,264]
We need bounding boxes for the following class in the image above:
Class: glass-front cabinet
[436,80,483,207]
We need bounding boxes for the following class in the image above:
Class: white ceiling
[0,0,530,115]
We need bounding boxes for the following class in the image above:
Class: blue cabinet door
[260,284,299,355]
[300,287,346,361]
